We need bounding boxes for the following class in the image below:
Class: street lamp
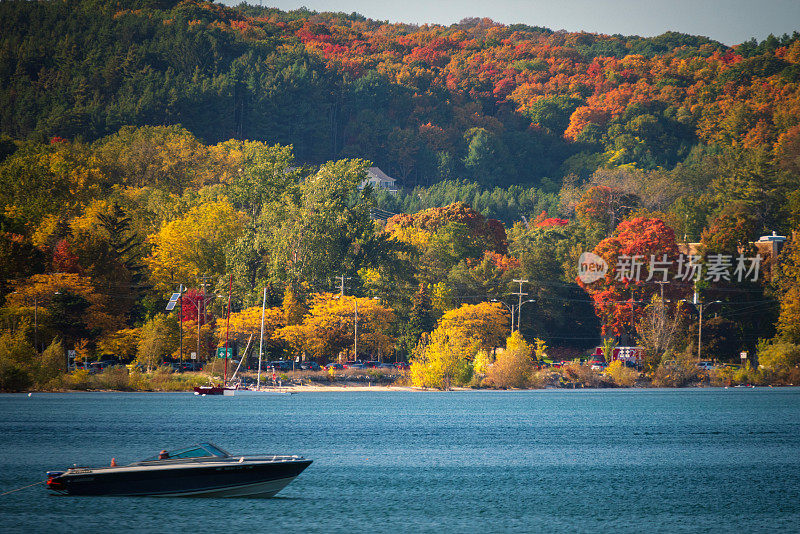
[681,295,722,360]
[492,298,535,332]
[517,299,536,332]
[491,299,515,332]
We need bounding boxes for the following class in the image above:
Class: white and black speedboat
[46,443,312,497]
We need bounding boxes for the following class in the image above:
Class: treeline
[1,125,799,391]
[1,1,800,390]
[0,124,598,390]
[374,180,560,227]
[2,0,800,190]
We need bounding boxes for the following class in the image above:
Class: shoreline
[9,383,792,394]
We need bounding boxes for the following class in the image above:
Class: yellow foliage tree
[604,360,638,387]
[472,349,491,376]
[146,199,246,290]
[282,286,307,326]
[438,301,509,350]
[430,281,454,315]
[4,273,118,338]
[136,314,178,372]
[219,306,285,351]
[775,236,800,344]
[533,338,549,362]
[97,328,140,362]
[410,325,477,390]
[487,331,534,388]
[274,293,395,361]
[95,125,210,191]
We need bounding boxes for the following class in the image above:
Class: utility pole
[512,279,529,332]
[199,276,208,366]
[335,274,351,296]
[224,274,232,384]
[335,274,360,361]
[257,286,267,390]
[33,293,39,353]
[178,284,184,364]
[682,292,721,361]
[354,298,358,361]
[655,280,668,327]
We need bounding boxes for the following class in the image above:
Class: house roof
[366,167,395,183]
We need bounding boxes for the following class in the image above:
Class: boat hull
[49,459,312,497]
[193,386,234,395]
[229,389,293,396]
[161,475,300,498]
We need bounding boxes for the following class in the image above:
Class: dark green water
[1,389,799,533]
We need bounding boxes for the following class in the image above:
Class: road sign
[190,352,197,360]
[216,347,233,359]
[165,292,181,311]
[740,351,748,360]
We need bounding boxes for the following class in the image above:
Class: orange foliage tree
[274,293,396,362]
[578,218,680,336]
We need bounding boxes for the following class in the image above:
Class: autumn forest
[1,0,800,390]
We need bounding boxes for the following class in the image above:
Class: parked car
[589,360,606,370]
[324,363,343,370]
[88,361,114,374]
[378,363,395,370]
[364,361,380,368]
[394,362,410,370]
[300,362,321,371]
[343,362,366,369]
[696,361,715,371]
[267,360,295,371]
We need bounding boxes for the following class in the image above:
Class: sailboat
[230,287,294,395]
[199,286,294,396]
[194,275,237,396]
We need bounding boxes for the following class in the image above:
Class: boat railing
[128,454,304,466]
[67,454,306,470]
[245,454,304,462]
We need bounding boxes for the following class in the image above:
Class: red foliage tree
[52,239,82,274]
[578,217,680,336]
[537,217,569,227]
[181,288,214,326]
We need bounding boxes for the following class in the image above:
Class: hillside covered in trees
[1,0,800,390]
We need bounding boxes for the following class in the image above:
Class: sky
[223,0,800,46]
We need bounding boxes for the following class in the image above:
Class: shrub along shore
[7,362,798,393]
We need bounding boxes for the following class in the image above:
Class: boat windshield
[139,443,230,462]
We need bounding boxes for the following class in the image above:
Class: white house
[359,167,398,194]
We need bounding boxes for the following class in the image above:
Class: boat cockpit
[133,443,231,464]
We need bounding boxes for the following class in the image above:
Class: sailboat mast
[225,274,232,383]
[257,286,267,389]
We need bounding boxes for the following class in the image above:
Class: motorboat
[45,442,312,497]
[193,385,234,396]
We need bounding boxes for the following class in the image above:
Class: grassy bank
[6,362,799,393]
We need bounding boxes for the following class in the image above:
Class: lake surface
[1,389,799,533]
